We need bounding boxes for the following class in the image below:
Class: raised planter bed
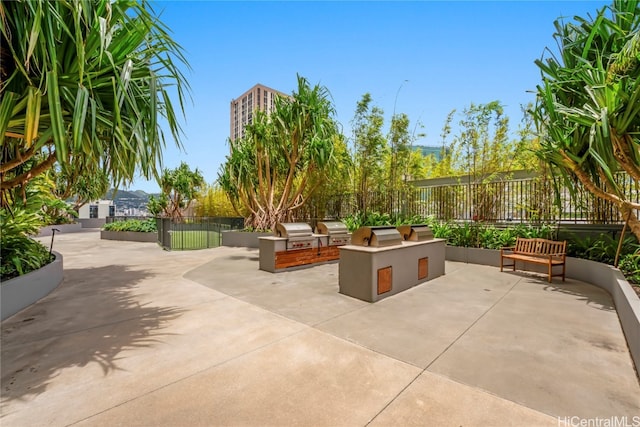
[1,251,63,320]
[222,230,272,248]
[37,223,83,237]
[100,230,157,243]
[77,218,106,229]
[445,245,640,373]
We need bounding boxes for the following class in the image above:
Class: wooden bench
[500,238,567,283]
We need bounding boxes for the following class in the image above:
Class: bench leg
[548,263,552,283]
[562,263,566,282]
[500,257,516,273]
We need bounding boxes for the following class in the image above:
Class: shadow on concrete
[227,254,259,262]
[500,270,615,311]
[542,281,615,311]
[1,265,184,403]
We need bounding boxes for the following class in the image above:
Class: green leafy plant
[241,227,271,233]
[619,252,640,285]
[1,0,189,199]
[430,221,454,241]
[531,0,640,242]
[103,219,157,233]
[1,208,53,281]
[566,233,640,265]
[342,212,433,232]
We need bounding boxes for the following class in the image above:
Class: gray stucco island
[339,239,446,302]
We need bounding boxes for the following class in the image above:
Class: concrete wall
[77,218,106,229]
[223,231,273,248]
[446,246,640,374]
[1,252,63,321]
[37,223,83,237]
[100,230,158,243]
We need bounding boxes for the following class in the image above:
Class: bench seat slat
[502,254,565,265]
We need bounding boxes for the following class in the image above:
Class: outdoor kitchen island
[339,226,445,302]
[259,221,350,273]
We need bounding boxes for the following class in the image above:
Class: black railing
[294,173,638,225]
[156,217,244,251]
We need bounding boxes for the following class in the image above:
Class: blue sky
[132,0,610,193]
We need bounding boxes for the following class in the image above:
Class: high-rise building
[229,84,289,141]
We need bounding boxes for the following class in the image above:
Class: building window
[89,205,98,219]
[108,205,115,217]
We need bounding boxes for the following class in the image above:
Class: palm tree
[531,0,640,238]
[219,75,341,229]
[0,0,189,205]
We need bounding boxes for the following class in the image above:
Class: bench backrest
[514,238,566,255]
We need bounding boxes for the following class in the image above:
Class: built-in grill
[274,222,314,250]
[397,224,434,241]
[315,221,351,246]
[350,225,403,247]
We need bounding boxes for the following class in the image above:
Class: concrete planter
[445,245,467,263]
[37,223,83,237]
[222,230,272,248]
[445,246,501,266]
[446,245,640,372]
[100,230,157,243]
[1,251,63,321]
[78,218,106,229]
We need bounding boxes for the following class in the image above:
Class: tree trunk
[619,204,640,243]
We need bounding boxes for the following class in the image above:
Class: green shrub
[428,221,555,249]
[431,221,453,241]
[1,208,53,281]
[618,252,640,285]
[241,227,271,232]
[342,212,433,232]
[102,219,157,233]
[566,233,639,265]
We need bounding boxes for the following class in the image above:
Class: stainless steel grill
[274,222,314,250]
[350,225,402,247]
[315,221,350,246]
[397,224,434,241]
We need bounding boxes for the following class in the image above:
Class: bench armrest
[501,246,515,254]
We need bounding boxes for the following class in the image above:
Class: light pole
[391,80,408,215]
[393,79,408,117]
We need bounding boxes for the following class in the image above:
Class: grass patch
[170,230,221,250]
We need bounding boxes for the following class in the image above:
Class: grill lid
[274,222,313,238]
[397,224,434,241]
[315,221,348,236]
[351,226,402,247]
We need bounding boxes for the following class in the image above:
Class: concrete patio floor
[1,231,639,426]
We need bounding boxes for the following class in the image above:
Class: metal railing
[156,217,244,251]
[294,173,639,225]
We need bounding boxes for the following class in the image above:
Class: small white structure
[78,200,115,219]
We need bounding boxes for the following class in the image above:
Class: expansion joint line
[365,276,523,426]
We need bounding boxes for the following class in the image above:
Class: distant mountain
[132,190,150,198]
[102,189,160,216]
[104,189,159,200]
